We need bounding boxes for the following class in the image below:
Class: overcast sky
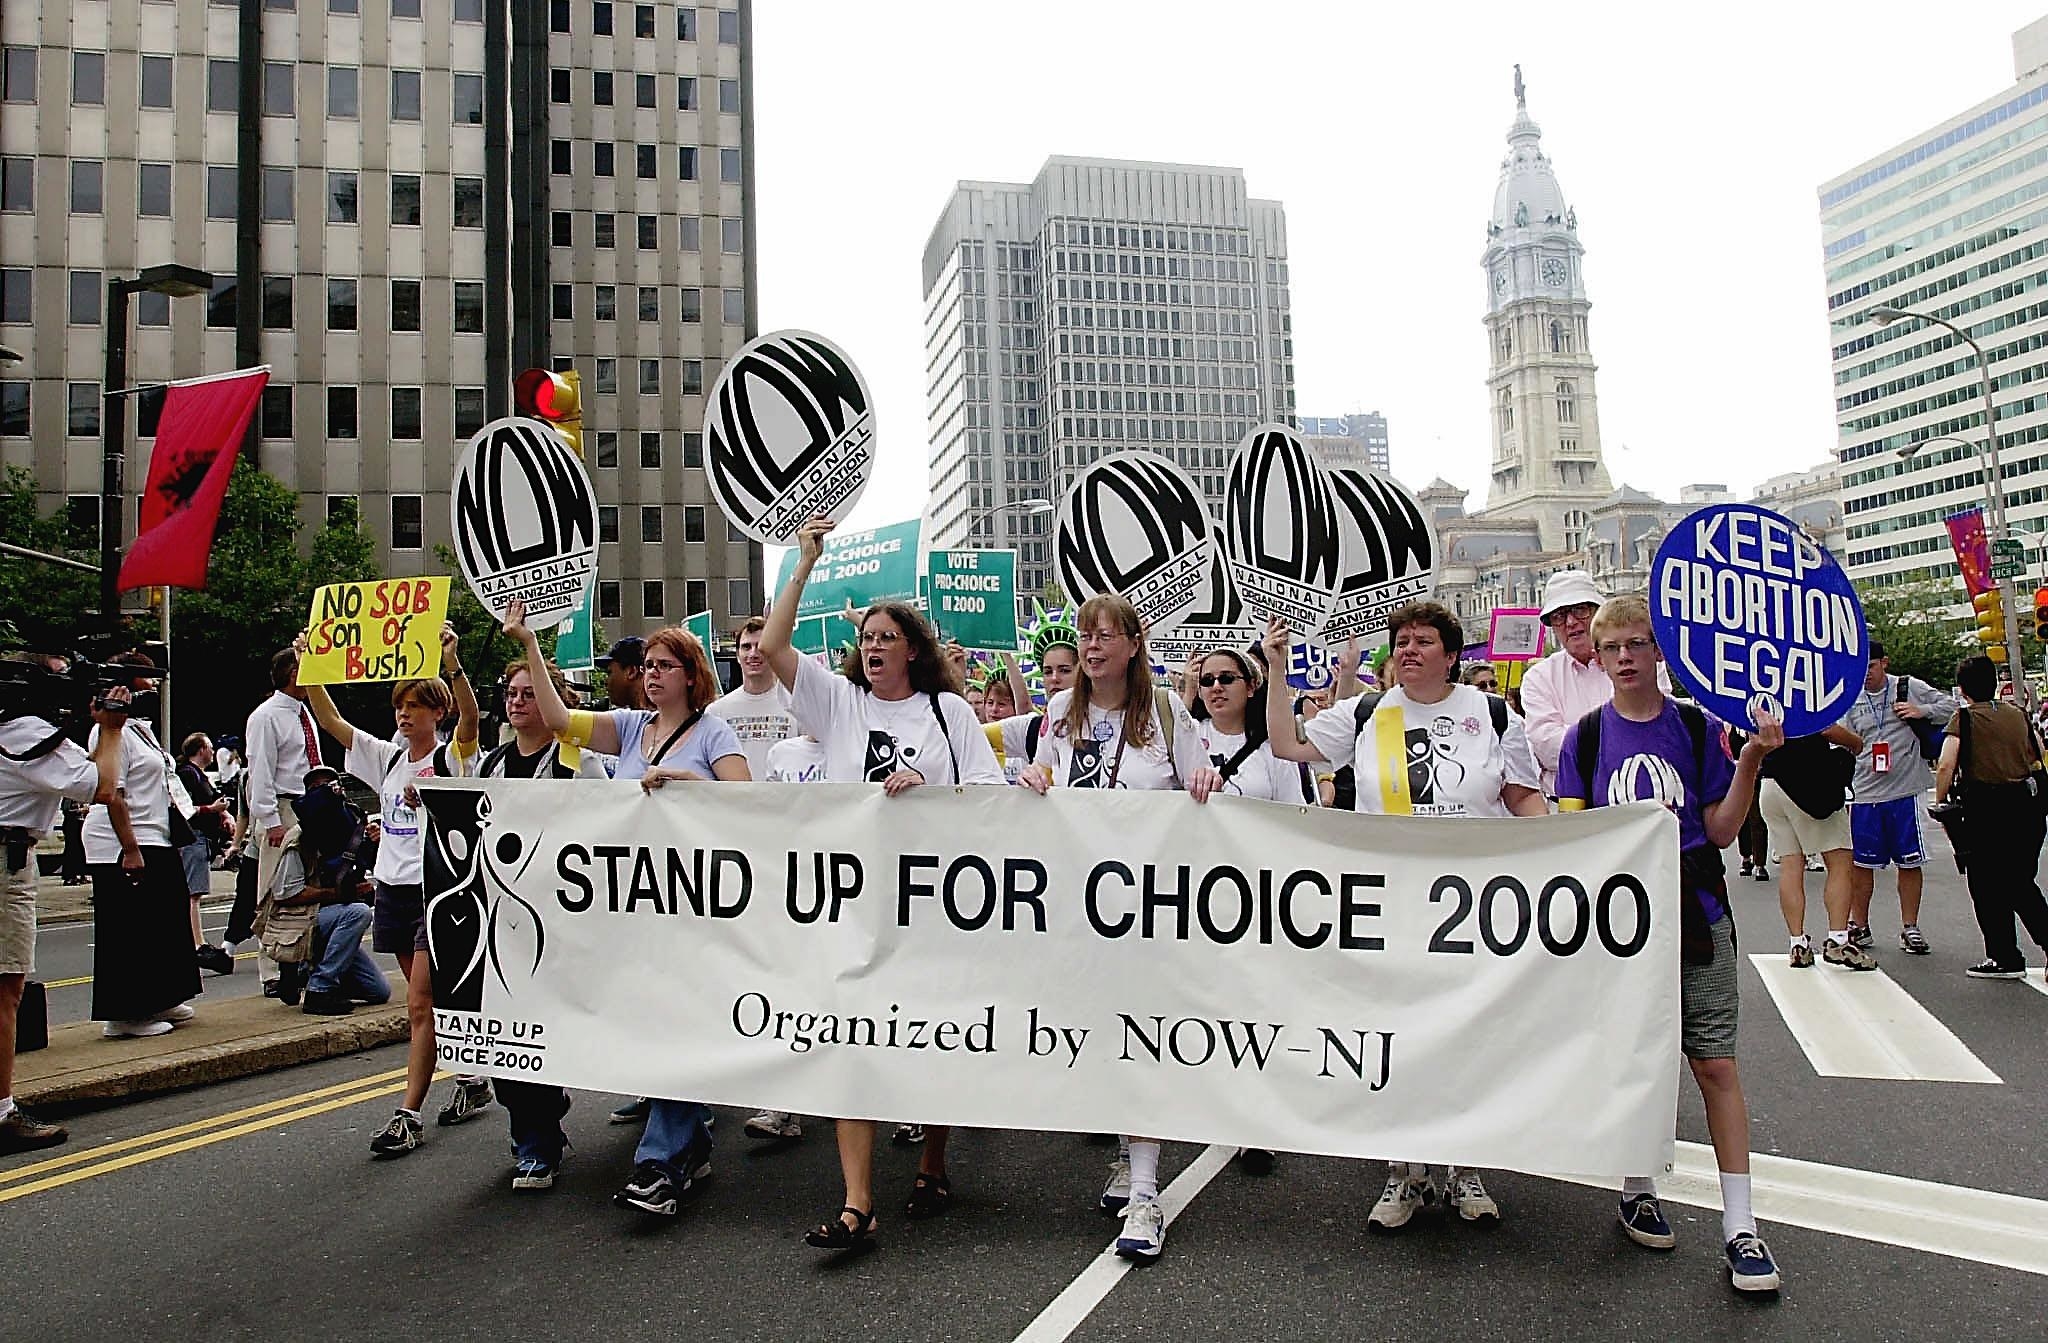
[751,2,2044,532]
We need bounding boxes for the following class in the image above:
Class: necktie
[299,703,322,773]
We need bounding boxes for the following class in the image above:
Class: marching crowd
[8,518,2048,1301]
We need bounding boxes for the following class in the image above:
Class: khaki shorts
[1,858,35,976]
[1759,778,1851,864]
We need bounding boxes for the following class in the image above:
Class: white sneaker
[743,1110,802,1141]
[1447,1167,1500,1223]
[154,1003,196,1024]
[103,1019,174,1039]
[1098,1156,1133,1213]
[1367,1166,1432,1232]
[1115,1196,1166,1260]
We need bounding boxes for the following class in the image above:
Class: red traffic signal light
[512,368,583,456]
[2034,587,2048,642]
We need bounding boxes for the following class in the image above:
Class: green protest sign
[772,518,920,618]
[553,584,597,670]
[790,613,841,658]
[685,609,714,648]
[926,548,1019,652]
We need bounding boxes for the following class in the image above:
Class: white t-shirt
[343,733,477,885]
[83,722,175,861]
[1198,722,1310,804]
[788,657,1004,786]
[709,682,795,780]
[0,717,100,835]
[1033,688,1208,792]
[1304,683,1540,818]
[764,736,827,783]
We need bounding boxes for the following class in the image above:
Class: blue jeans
[633,1100,713,1170]
[308,902,390,1000]
[496,1080,571,1163]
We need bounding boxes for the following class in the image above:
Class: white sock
[1621,1176,1657,1198]
[398,1106,422,1122]
[1826,929,1849,946]
[1126,1140,1161,1202]
[1790,933,1810,949]
[0,1095,15,1121]
[1720,1171,1755,1242]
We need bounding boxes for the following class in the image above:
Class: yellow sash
[1373,702,1412,815]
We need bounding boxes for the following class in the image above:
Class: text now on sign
[299,577,452,685]
[1650,504,1866,735]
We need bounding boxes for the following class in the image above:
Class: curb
[16,1004,409,1109]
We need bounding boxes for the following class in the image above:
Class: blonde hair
[1063,594,1158,750]
[1590,594,1652,643]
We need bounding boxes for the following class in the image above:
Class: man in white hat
[1520,570,1667,797]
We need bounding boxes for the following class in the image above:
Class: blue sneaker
[1725,1232,1782,1293]
[1617,1194,1676,1249]
[512,1156,558,1191]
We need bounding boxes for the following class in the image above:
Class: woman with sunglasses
[761,517,1004,1253]
[1190,649,1311,806]
[1020,595,1220,1262]
[505,599,748,1218]
[1264,603,1544,1235]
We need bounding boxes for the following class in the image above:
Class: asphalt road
[6,836,2046,1341]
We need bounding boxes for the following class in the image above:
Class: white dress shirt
[1519,648,1670,795]
[242,690,318,831]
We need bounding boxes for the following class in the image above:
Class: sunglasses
[1198,672,1244,688]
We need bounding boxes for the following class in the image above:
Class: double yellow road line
[43,950,259,991]
[0,1065,446,1204]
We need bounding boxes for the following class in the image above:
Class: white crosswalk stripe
[1747,953,2001,1083]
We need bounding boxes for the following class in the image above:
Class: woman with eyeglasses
[504,599,748,1219]
[1263,602,1545,1236]
[761,517,1004,1253]
[1020,594,1220,1262]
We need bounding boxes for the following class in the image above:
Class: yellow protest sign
[299,577,452,685]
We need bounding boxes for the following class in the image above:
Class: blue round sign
[1648,503,1867,736]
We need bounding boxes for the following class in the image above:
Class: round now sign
[1650,503,1866,736]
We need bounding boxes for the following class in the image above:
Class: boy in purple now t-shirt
[1554,595,1786,1297]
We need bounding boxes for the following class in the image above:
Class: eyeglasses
[1544,603,1599,627]
[857,630,903,648]
[1595,636,1655,656]
[503,687,537,703]
[1078,628,1128,645]
[1197,672,1244,688]
[643,658,686,674]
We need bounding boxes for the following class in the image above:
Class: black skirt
[90,846,201,1022]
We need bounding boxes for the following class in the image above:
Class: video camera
[0,643,167,728]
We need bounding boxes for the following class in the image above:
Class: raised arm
[1001,651,1032,712]
[1704,713,1782,849]
[292,633,358,752]
[503,599,621,754]
[442,624,480,748]
[1333,637,1361,700]
[1261,619,1324,764]
[762,516,834,691]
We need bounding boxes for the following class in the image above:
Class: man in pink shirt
[1520,571,1668,797]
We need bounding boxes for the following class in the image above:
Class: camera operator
[0,653,130,1153]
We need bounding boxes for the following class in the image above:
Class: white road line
[2024,972,2048,1000]
[1565,1142,2048,1278]
[1748,953,2000,1083]
[1011,1143,1234,1343]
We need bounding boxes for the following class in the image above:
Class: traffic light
[513,368,583,458]
[2035,587,2048,642]
[1973,589,2008,662]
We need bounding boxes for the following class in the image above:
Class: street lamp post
[1872,303,2027,706]
[100,264,214,619]
[961,497,1053,631]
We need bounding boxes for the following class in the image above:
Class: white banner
[420,781,1681,1178]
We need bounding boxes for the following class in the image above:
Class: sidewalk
[16,987,409,1109]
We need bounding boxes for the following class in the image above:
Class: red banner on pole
[116,366,269,593]
[1945,507,1992,599]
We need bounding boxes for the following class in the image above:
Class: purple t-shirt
[1556,700,1737,923]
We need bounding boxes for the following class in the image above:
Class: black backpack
[479,740,579,780]
[1569,700,1710,799]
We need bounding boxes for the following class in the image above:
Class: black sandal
[804,1205,877,1250]
[905,1170,951,1220]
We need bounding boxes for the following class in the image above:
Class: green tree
[1859,576,1970,687]
[0,467,101,653]
[432,542,555,693]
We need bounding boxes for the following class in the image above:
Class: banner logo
[1225,424,1346,638]
[1054,452,1215,636]
[421,788,549,1014]
[706,330,875,545]
[1150,524,1258,665]
[451,417,598,631]
[1322,468,1437,643]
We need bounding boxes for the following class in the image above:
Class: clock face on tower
[1493,269,1508,296]
[1541,258,1568,287]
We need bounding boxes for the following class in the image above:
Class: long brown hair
[1062,594,1157,750]
[838,602,960,696]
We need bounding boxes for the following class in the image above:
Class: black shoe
[1236,1147,1276,1176]
[276,962,307,1006]
[302,990,353,1015]
[195,943,236,975]
[1965,958,2027,980]
[262,979,282,999]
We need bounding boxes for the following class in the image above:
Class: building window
[728,579,750,617]
[3,47,36,103]
[263,61,293,116]
[717,9,738,43]
[678,146,696,180]
[682,432,702,467]
[639,431,661,467]
[1555,380,1576,424]
[136,291,169,327]
[452,72,483,125]
[550,68,570,103]
[139,56,173,109]
[551,284,573,320]
[551,211,572,246]
[261,384,293,438]
[391,279,422,331]
[640,506,662,542]
[391,387,422,439]
[1497,386,1513,434]
[599,580,620,620]
[393,0,422,17]
[453,176,483,228]
[635,4,654,37]
[262,275,293,329]
[454,387,486,438]
[329,276,362,329]
[594,431,618,468]
[592,1,612,35]
[390,174,421,225]
[682,360,703,395]
[593,70,613,105]
[679,216,700,251]
[206,59,237,113]
[326,170,359,223]
[454,281,484,333]
[0,157,30,212]
[551,139,571,175]
[69,271,101,326]
[328,386,357,438]
[0,381,27,434]
[261,167,293,222]
[206,276,236,328]
[678,76,696,110]
[684,505,705,542]
[638,286,658,321]
[637,215,658,249]
[636,144,656,179]
[594,359,616,393]
[71,161,104,214]
[685,579,706,614]
[1563,508,1588,553]
[680,288,701,323]
[677,7,695,39]
[594,213,615,248]
[642,581,664,618]
[636,72,656,107]
[598,506,619,543]
[68,383,101,437]
[589,285,615,321]
[594,143,614,177]
[73,51,105,106]
[722,288,743,325]
[391,495,423,550]
[391,69,421,121]
[137,163,170,216]
[721,216,742,253]
[327,495,359,528]
[639,359,660,394]
[454,0,483,19]
[331,0,359,11]
[328,65,358,117]
[717,78,739,114]
[719,148,740,183]
[549,0,570,33]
